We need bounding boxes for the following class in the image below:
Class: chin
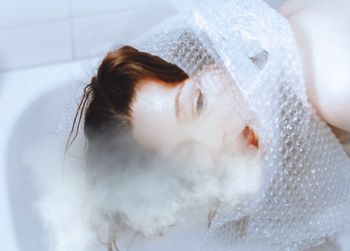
[27,139,262,250]
[86,146,262,242]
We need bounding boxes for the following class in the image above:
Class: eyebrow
[175,83,184,121]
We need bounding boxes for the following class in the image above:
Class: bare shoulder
[279,0,350,132]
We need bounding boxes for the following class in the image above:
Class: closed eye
[194,88,206,117]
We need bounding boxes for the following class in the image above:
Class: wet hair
[65,45,188,250]
[67,46,188,162]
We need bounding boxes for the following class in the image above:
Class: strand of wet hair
[64,83,93,156]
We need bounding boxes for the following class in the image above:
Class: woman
[70,45,263,251]
[78,46,260,170]
[72,0,350,164]
[62,0,350,250]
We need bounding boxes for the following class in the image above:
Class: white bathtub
[0,58,102,251]
[0,52,341,251]
[1,1,343,250]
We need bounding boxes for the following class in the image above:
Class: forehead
[134,80,180,113]
[130,79,183,153]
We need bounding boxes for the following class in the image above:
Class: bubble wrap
[130,0,350,250]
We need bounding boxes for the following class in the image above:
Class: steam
[25,136,261,251]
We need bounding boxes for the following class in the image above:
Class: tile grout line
[0,5,137,72]
[68,0,76,59]
[0,7,136,32]
[0,54,103,74]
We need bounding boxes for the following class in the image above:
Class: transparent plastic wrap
[31,0,350,250]
[131,0,350,250]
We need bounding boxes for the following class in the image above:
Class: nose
[241,126,259,148]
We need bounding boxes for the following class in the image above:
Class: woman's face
[131,69,249,167]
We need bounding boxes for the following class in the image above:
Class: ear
[241,126,259,148]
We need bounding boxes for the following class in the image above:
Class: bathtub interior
[7,86,70,251]
[4,80,212,250]
[0,58,103,251]
[4,65,341,251]
[4,72,342,251]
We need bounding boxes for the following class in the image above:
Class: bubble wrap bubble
[131,0,350,250]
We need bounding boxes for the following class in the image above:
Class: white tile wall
[72,10,135,58]
[72,0,179,58]
[0,0,286,72]
[0,21,73,71]
[70,0,143,17]
[0,0,70,29]
[119,0,178,42]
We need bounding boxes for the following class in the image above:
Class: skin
[280,2,350,246]
[131,69,253,166]
[279,0,350,133]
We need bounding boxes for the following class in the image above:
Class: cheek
[191,103,245,154]
[189,117,226,152]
